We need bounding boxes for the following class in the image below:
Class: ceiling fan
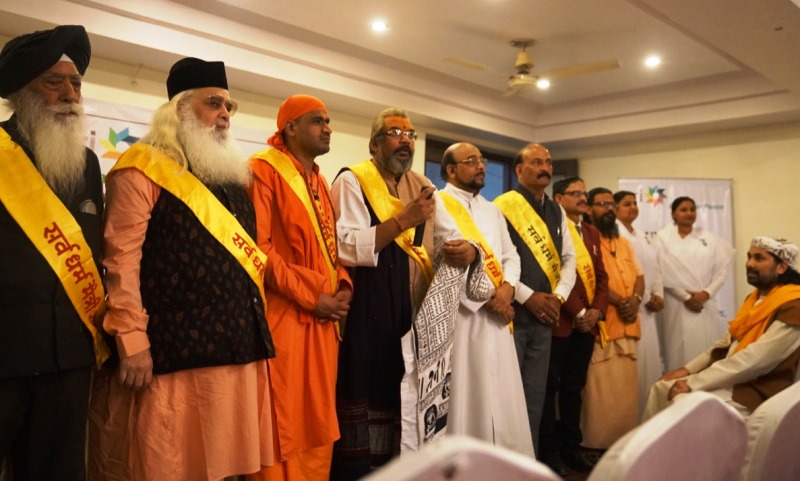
[444,38,620,97]
[503,38,620,96]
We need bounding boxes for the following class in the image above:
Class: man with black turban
[88,57,276,481]
[0,25,108,481]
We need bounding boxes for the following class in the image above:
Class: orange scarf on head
[267,94,326,149]
[728,284,800,352]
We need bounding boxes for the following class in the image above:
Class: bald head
[441,141,486,194]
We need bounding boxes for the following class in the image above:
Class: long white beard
[177,110,250,186]
[13,89,87,200]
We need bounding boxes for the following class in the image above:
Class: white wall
[560,122,800,304]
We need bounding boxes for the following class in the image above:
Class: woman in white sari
[657,197,734,371]
[615,191,665,416]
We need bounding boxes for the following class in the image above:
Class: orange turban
[267,94,327,149]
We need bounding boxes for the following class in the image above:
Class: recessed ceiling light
[371,20,388,32]
[645,55,662,68]
[536,79,551,89]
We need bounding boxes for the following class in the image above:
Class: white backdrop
[617,178,736,321]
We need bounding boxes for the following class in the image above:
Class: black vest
[140,184,274,375]
[0,116,101,378]
[507,186,564,326]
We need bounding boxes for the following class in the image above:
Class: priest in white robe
[438,142,534,457]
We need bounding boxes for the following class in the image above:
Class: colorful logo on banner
[645,185,667,206]
[99,127,139,160]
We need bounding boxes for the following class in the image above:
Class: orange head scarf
[267,94,327,150]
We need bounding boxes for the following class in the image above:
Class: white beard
[13,89,87,200]
[177,109,249,186]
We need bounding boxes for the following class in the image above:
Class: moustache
[537,172,551,179]
[394,145,413,155]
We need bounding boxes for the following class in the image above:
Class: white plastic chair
[363,435,559,481]
[739,381,800,481]
[588,391,747,481]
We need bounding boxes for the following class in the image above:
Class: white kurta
[657,225,734,370]
[643,316,800,419]
[618,220,664,416]
[442,184,535,457]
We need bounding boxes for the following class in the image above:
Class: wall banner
[617,178,735,323]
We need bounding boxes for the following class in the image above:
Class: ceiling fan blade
[501,85,522,97]
[442,56,491,72]
[537,59,620,81]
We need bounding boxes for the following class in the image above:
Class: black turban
[0,25,91,98]
[166,57,228,100]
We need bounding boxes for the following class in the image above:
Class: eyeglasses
[562,190,588,198]
[204,95,238,116]
[380,127,418,140]
[592,201,615,208]
[456,156,488,167]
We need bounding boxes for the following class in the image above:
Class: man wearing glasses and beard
[580,187,644,455]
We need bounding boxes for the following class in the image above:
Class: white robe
[442,184,535,457]
[618,220,664,416]
[656,225,734,371]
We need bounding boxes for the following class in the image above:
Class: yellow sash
[347,160,434,284]
[0,128,110,368]
[251,148,338,292]
[567,220,595,305]
[494,191,560,291]
[439,191,504,288]
[109,144,267,301]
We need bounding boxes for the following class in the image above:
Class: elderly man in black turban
[0,25,108,481]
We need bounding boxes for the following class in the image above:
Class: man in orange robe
[581,187,644,452]
[247,95,353,481]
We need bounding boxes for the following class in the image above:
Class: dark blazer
[554,221,609,337]
[0,115,102,378]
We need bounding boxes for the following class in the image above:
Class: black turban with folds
[0,25,91,98]
[166,57,228,100]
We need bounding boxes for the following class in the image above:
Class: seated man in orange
[644,236,800,419]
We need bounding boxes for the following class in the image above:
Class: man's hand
[119,348,153,391]
[441,239,477,268]
[576,308,601,332]
[486,282,515,324]
[645,294,665,313]
[661,367,690,381]
[523,291,561,325]
[684,290,709,313]
[667,379,692,401]
[617,296,640,323]
[395,186,435,231]
[313,290,351,322]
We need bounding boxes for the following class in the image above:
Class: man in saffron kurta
[247,95,353,481]
[89,58,275,481]
[581,187,644,451]
[644,237,800,419]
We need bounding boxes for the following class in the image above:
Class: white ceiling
[2,0,800,151]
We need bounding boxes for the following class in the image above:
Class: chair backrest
[363,435,560,481]
[739,381,800,481]
[588,391,747,481]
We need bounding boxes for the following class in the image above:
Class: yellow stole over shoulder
[567,220,595,305]
[110,144,267,301]
[729,285,800,353]
[439,191,504,288]
[0,128,109,368]
[494,191,560,291]
[251,148,338,292]
[347,160,434,284]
